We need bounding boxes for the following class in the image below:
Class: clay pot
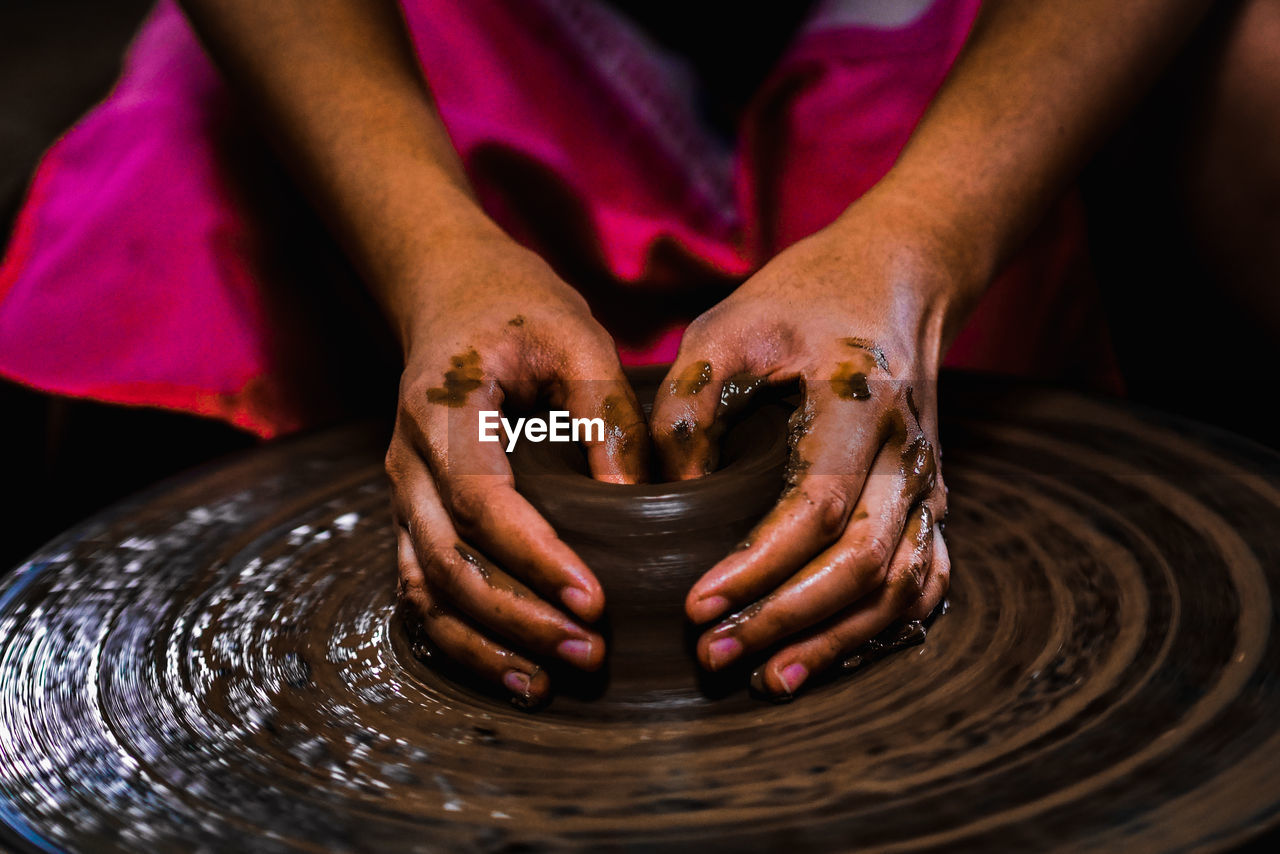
[509,368,789,706]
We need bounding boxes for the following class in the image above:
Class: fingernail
[707,636,743,670]
[503,670,530,696]
[780,662,808,695]
[557,638,594,667]
[560,587,595,619]
[694,595,731,623]
[750,668,795,703]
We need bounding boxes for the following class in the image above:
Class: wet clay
[669,360,715,396]
[505,367,792,705]
[830,363,872,401]
[425,348,483,406]
[2,379,1280,851]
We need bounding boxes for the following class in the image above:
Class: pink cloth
[0,0,1117,438]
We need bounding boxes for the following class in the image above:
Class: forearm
[852,0,1213,309]
[178,0,505,345]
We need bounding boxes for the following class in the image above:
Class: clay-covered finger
[900,475,948,621]
[684,472,861,623]
[389,446,604,670]
[903,523,950,621]
[687,399,934,626]
[684,393,896,624]
[396,531,551,707]
[751,507,935,697]
[694,442,933,670]
[650,362,727,479]
[650,328,764,480]
[436,474,607,622]
[549,346,650,484]
[405,402,607,622]
[405,348,607,619]
[417,538,605,671]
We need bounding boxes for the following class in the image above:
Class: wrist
[381,225,522,356]
[846,174,997,287]
[826,182,992,349]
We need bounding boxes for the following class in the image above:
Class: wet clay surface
[3,379,1280,851]
[503,369,793,706]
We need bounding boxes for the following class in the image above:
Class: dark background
[1,0,1277,572]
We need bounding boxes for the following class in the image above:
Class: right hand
[386,236,648,708]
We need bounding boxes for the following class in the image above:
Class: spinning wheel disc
[1,381,1278,852]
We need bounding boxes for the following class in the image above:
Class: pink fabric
[0,0,1117,438]
[0,8,302,434]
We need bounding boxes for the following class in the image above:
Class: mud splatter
[426,349,483,407]
[670,360,714,396]
[455,543,528,598]
[841,620,928,672]
[831,363,871,401]
[671,418,696,444]
[901,435,937,494]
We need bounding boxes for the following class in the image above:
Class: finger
[904,522,951,621]
[751,506,935,697]
[389,444,605,670]
[650,322,762,480]
[684,390,892,624]
[419,535,606,670]
[397,531,552,707]
[685,472,855,624]
[405,394,607,622]
[438,472,607,623]
[695,436,936,670]
[548,343,650,484]
[899,473,947,622]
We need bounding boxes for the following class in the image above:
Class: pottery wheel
[2,380,1279,852]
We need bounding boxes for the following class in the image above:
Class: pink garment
[0,0,1117,438]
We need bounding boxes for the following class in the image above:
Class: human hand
[386,237,648,707]
[651,200,974,698]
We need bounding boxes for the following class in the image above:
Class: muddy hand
[652,201,975,699]
[388,240,648,708]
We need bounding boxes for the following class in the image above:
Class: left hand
[651,198,975,698]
